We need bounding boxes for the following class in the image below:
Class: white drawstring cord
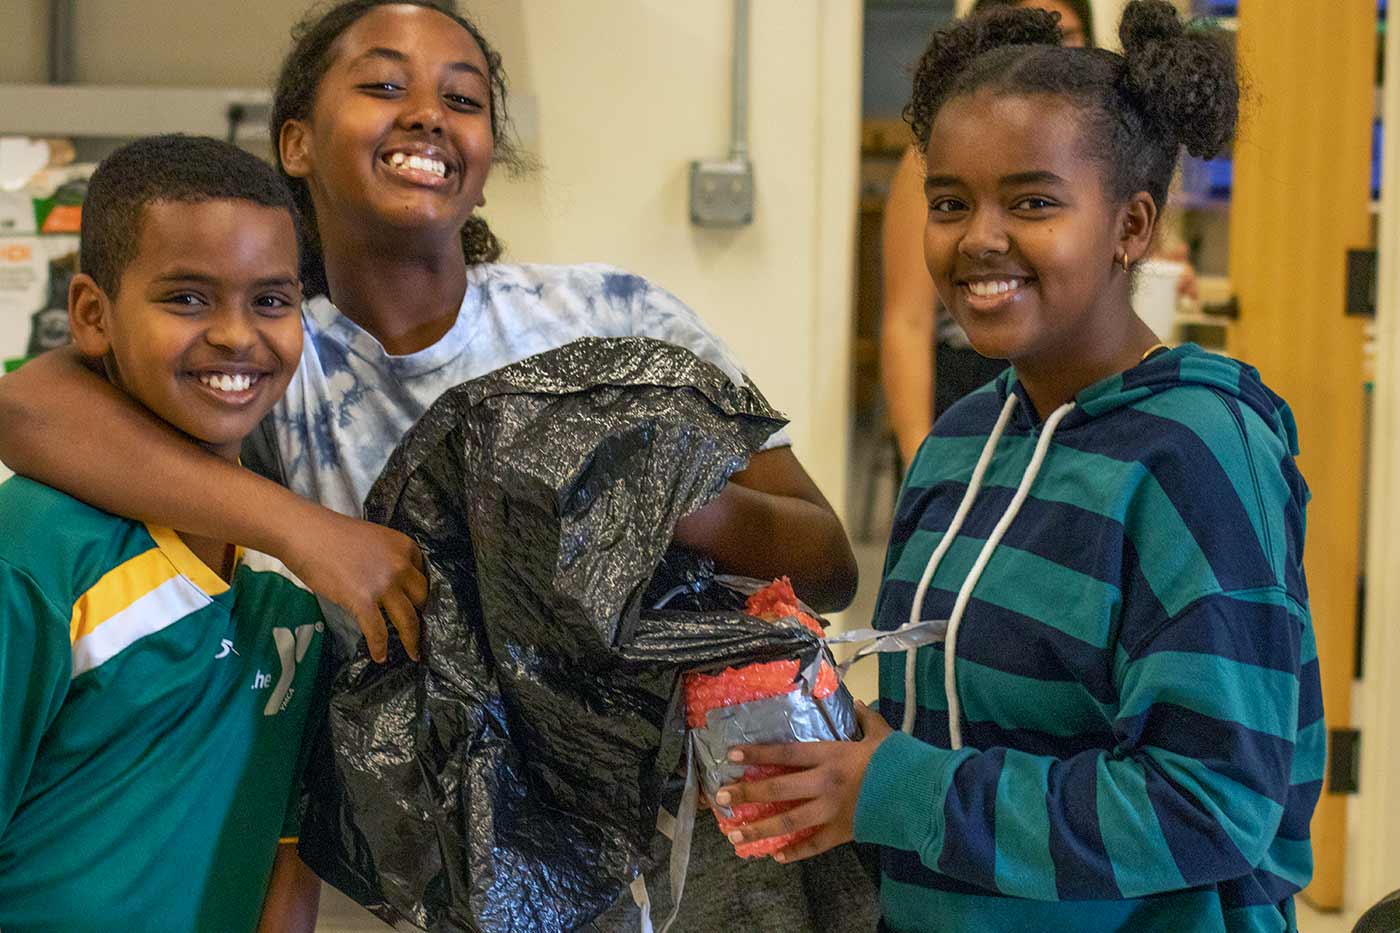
[940,401,1075,748]
[901,392,1020,734]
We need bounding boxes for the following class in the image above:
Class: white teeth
[967,279,1022,298]
[199,373,254,393]
[390,153,447,178]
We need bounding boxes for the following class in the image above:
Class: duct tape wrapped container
[296,338,860,932]
[683,577,855,859]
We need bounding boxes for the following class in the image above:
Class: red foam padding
[683,578,840,858]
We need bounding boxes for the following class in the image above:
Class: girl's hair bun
[904,7,1062,145]
[1119,0,1186,53]
[1119,0,1238,159]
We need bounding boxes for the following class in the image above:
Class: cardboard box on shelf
[0,145,87,480]
[1,235,79,374]
[0,234,78,481]
[0,191,38,236]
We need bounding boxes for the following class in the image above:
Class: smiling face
[922,89,1152,370]
[279,3,495,245]
[69,199,303,460]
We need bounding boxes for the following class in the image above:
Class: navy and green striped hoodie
[854,344,1322,933]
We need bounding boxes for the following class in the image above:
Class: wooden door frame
[1353,2,1400,912]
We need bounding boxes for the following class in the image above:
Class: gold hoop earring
[1119,252,1130,272]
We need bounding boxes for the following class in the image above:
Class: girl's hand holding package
[283,504,427,662]
[716,702,893,863]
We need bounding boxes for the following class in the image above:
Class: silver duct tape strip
[689,683,859,820]
[635,744,699,933]
[827,618,949,677]
[684,619,946,821]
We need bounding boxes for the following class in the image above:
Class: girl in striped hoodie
[718,3,1321,931]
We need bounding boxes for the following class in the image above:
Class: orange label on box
[41,205,83,234]
[0,243,34,262]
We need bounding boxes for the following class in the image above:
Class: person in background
[975,0,1094,46]
[0,2,869,929]
[718,4,1322,932]
[0,135,324,933]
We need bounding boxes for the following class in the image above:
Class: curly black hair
[972,0,1096,49]
[270,0,523,296]
[905,0,1237,217]
[81,134,298,297]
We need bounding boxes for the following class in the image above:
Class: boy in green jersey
[0,135,326,932]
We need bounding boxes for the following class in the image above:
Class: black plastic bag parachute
[297,338,840,932]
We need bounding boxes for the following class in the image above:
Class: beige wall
[476,1,860,500]
[1,0,302,86]
[3,1,863,510]
[0,0,48,84]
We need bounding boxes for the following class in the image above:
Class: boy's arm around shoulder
[0,346,288,541]
[0,346,425,661]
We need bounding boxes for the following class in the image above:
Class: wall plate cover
[689,158,753,227]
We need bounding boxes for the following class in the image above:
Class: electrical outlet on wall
[689,158,754,227]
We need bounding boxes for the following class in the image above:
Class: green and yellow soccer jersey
[0,476,328,933]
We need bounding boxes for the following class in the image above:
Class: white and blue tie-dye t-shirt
[269,262,788,646]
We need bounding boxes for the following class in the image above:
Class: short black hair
[972,0,1096,49]
[906,0,1237,220]
[270,0,523,296]
[81,134,298,297]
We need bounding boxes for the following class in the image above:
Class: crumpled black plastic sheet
[298,338,840,932]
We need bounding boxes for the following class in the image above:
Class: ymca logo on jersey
[254,621,323,716]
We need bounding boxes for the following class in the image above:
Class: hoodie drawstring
[902,394,1076,749]
[901,392,1019,733]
